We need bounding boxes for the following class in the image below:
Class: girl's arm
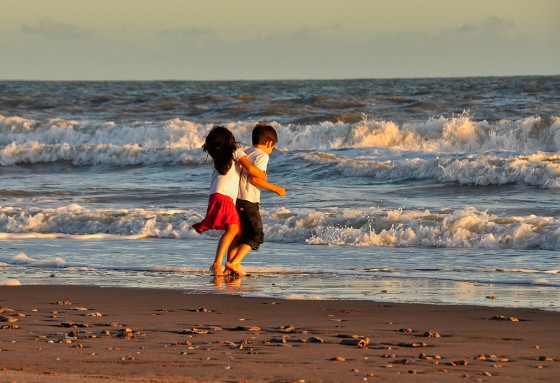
[238,156,267,180]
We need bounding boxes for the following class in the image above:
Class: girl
[193,126,267,275]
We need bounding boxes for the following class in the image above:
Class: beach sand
[0,284,558,382]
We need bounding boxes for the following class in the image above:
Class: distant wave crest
[2,114,559,166]
[283,114,560,152]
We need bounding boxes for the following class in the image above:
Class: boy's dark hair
[202,126,238,175]
[252,123,278,146]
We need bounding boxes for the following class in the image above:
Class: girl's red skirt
[192,193,241,233]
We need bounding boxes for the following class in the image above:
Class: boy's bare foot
[225,262,247,276]
[209,263,225,276]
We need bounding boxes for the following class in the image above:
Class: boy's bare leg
[225,261,247,276]
[224,248,236,275]
[225,244,252,276]
[229,244,252,265]
[211,224,239,276]
[224,236,242,275]
[227,245,239,263]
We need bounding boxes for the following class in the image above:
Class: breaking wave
[2,114,559,166]
[1,204,559,250]
[303,151,560,188]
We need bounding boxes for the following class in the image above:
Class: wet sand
[0,285,558,382]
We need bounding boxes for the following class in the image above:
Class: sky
[1,0,558,80]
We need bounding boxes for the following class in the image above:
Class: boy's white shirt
[238,147,269,203]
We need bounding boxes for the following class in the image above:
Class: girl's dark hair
[202,126,238,175]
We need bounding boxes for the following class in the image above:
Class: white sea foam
[3,114,558,189]
[1,204,559,250]
[0,116,210,166]
[0,204,201,239]
[302,151,560,188]
[277,115,560,153]
[2,253,67,268]
[280,294,323,300]
[0,279,22,286]
[11,252,34,264]
[298,206,560,250]
[2,114,559,166]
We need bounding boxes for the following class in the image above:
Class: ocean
[1,77,559,310]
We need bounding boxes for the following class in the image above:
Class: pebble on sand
[340,337,369,348]
[179,328,209,335]
[449,360,468,366]
[117,328,138,339]
[475,354,509,363]
[398,342,427,348]
[392,358,415,365]
[277,325,296,333]
[234,326,261,332]
[423,331,441,338]
[1,324,19,330]
[491,315,519,322]
[538,356,554,362]
[419,353,441,360]
[61,322,90,328]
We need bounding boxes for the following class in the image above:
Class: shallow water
[1,238,558,311]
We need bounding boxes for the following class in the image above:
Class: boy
[225,123,286,276]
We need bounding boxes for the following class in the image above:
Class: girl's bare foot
[209,263,224,276]
[225,261,247,276]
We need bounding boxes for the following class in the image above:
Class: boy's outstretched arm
[249,175,286,197]
[239,156,267,180]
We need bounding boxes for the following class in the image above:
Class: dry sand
[0,284,558,382]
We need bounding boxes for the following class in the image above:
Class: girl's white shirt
[209,148,246,202]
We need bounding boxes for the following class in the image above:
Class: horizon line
[1,73,559,82]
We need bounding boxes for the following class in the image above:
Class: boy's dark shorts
[236,199,264,251]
